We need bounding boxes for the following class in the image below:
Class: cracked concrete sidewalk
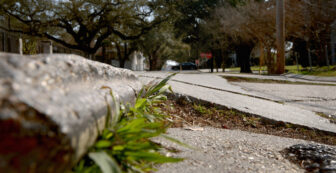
[199,69,336,83]
[136,71,336,133]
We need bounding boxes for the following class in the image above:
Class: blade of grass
[89,151,122,173]
[145,73,176,97]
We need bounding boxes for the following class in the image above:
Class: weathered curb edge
[0,53,142,172]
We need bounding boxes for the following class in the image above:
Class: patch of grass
[241,115,260,128]
[161,98,336,146]
[285,65,304,72]
[226,65,336,77]
[192,104,213,115]
[222,76,336,86]
[296,69,336,77]
[226,65,298,72]
[225,66,268,72]
[72,74,184,173]
[286,65,336,77]
[223,76,284,83]
[225,67,241,72]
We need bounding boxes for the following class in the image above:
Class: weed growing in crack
[192,104,212,115]
[72,73,184,173]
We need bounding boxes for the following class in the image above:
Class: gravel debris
[156,127,316,173]
[284,144,336,173]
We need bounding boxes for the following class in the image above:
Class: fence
[0,29,20,53]
[0,30,84,56]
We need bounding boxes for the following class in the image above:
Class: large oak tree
[0,0,171,57]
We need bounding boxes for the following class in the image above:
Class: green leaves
[135,98,147,110]
[89,152,122,173]
[95,140,113,149]
[101,86,121,129]
[144,73,176,98]
[125,151,183,164]
[73,73,184,173]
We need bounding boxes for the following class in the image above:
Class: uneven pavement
[199,69,336,83]
[284,73,336,83]
[136,71,336,172]
[136,71,336,134]
[219,73,336,116]
[156,127,315,173]
[219,73,336,85]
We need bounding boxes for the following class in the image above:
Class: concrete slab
[288,100,336,116]
[219,73,336,85]
[156,127,316,173]
[199,68,336,83]
[229,81,336,116]
[137,72,336,134]
[284,73,336,83]
[137,72,274,101]
[232,82,336,101]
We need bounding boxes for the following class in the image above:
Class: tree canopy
[204,0,336,73]
[1,0,335,72]
[0,0,172,56]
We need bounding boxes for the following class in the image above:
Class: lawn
[226,65,336,77]
[287,65,336,77]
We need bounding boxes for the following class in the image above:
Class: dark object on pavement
[284,144,336,173]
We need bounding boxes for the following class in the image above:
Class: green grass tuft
[72,73,184,173]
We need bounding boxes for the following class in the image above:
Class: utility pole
[308,46,312,71]
[275,0,285,74]
[259,42,264,75]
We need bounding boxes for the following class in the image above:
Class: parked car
[161,60,179,71]
[171,65,180,70]
[162,61,197,71]
[181,62,197,70]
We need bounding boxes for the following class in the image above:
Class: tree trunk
[210,56,214,73]
[265,48,276,74]
[119,59,125,68]
[214,49,222,72]
[149,56,157,71]
[293,40,309,67]
[259,43,264,74]
[220,49,227,72]
[124,43,128,65]
[316,43,327,66]
[102,45,106,63]
[236,43,253,73]
[275,0,285,74]
[116,43,125,68]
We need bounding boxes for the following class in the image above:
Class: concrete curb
[0,53,142,172]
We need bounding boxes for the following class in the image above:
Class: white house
[131,51,147,71]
